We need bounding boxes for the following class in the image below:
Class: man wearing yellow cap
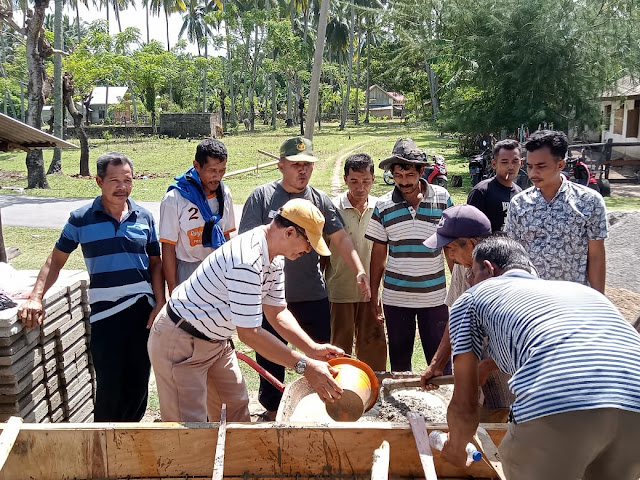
[240,136,370,419]
[148,198,345,423]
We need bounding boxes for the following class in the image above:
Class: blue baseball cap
[423,205,492,249]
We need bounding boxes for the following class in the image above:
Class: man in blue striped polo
[366,138,453,371]
[19,152,165,422]
[442,235,640,480]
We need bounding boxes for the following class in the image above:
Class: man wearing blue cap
[422,204,517,422]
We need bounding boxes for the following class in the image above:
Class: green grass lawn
[0,121,471,205]
[2,121,639,209]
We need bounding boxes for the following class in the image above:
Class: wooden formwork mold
[0,421,507,479]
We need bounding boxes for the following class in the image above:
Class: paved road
[0,195,245,229]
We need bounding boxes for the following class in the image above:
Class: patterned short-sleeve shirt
[504,178,607,285]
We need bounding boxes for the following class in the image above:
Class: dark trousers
[90,297,152,422]
[256,298,331,412]
[383,304,451,373]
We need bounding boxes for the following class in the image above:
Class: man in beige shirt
[325,153,387,371]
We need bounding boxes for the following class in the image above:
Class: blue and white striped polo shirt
[365,180,453,307]
[56,196,160,322]
[450,269,640,423]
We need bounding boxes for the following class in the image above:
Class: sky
[37,2,209,55]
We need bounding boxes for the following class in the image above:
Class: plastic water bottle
[428,430,482,466]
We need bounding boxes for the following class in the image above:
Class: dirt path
[329,139,376,196]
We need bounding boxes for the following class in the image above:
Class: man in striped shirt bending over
[148,199,344,422]
[443,235,640,480]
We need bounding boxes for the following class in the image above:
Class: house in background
[601,76,640,158]
[87,86,130,124]
[365,85,406,119]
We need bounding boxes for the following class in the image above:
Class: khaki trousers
[148,306,250,422]
[499,408,640,480]
[330,302,387,371]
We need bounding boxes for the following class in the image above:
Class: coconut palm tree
[179,0,214,55]
[150,0,187,51]
[65,0,88,43]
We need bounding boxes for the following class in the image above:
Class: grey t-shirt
[239,180,344,302]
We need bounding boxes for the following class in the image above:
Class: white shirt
[168,227,287,340]
[159,184,236,263]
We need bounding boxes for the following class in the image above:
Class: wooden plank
[0,424,107,479]
[408,412,438,480]
[0,416,22,472]
[0,422,506,479]
[223,160,278,178]
[474,426,507,480]
[370,440,389,480]
[604,158,640,166]
[211,404,227,480]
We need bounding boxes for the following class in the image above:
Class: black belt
[167,305,213,342]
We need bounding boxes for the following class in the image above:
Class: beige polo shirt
[325,193,377,303]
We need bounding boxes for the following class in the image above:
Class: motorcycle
[469,147,492,186]
[383,154,449,188]
[563,154,601,194]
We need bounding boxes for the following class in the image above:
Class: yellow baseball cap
[280,198,331,256]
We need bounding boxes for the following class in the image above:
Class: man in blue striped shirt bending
[19,152,165,422]
[443,235,640,480]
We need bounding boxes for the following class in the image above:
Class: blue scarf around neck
[167,166,226,249]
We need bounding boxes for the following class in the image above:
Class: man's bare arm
[369,241,387,323]
[587,239,606,294]
[161,243,179,295]
[441,352,480,467]
[18,248,70,329]
[328,228,371,298]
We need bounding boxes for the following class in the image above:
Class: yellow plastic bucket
[325,358,379,422]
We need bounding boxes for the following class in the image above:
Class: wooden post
[211,404,227,480]
[0,417,23,472]
[0,209,6,264]
[370,441,390,480]
[407,412,438,480]
[604,138,613,180]
[473,426,507,480]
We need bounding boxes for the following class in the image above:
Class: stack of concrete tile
[0,270,95,423]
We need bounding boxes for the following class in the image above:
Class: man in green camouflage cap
[239,136,371,419]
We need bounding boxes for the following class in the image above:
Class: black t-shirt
[467,177,522,232]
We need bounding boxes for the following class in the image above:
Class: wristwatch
[294,356,307,375]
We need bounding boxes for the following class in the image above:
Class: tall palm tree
[340,0,354,129]
[305,0,328,139]
[150,0,187,51]
[65,0,88,43]
[179,0,214,55]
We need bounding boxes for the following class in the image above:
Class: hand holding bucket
[325,358,379,422]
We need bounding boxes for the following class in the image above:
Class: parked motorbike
[563,155,602,194]
[383,154,449,188]
[469,146,492,186]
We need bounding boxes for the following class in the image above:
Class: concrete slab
[0,346,42,382]
[69,395,93,423]
[0,382,46,413]
[0,365,44,396]
[55,321,85,353]
[0,328,39,358]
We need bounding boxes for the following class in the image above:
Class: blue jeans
[383,304,450,373]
